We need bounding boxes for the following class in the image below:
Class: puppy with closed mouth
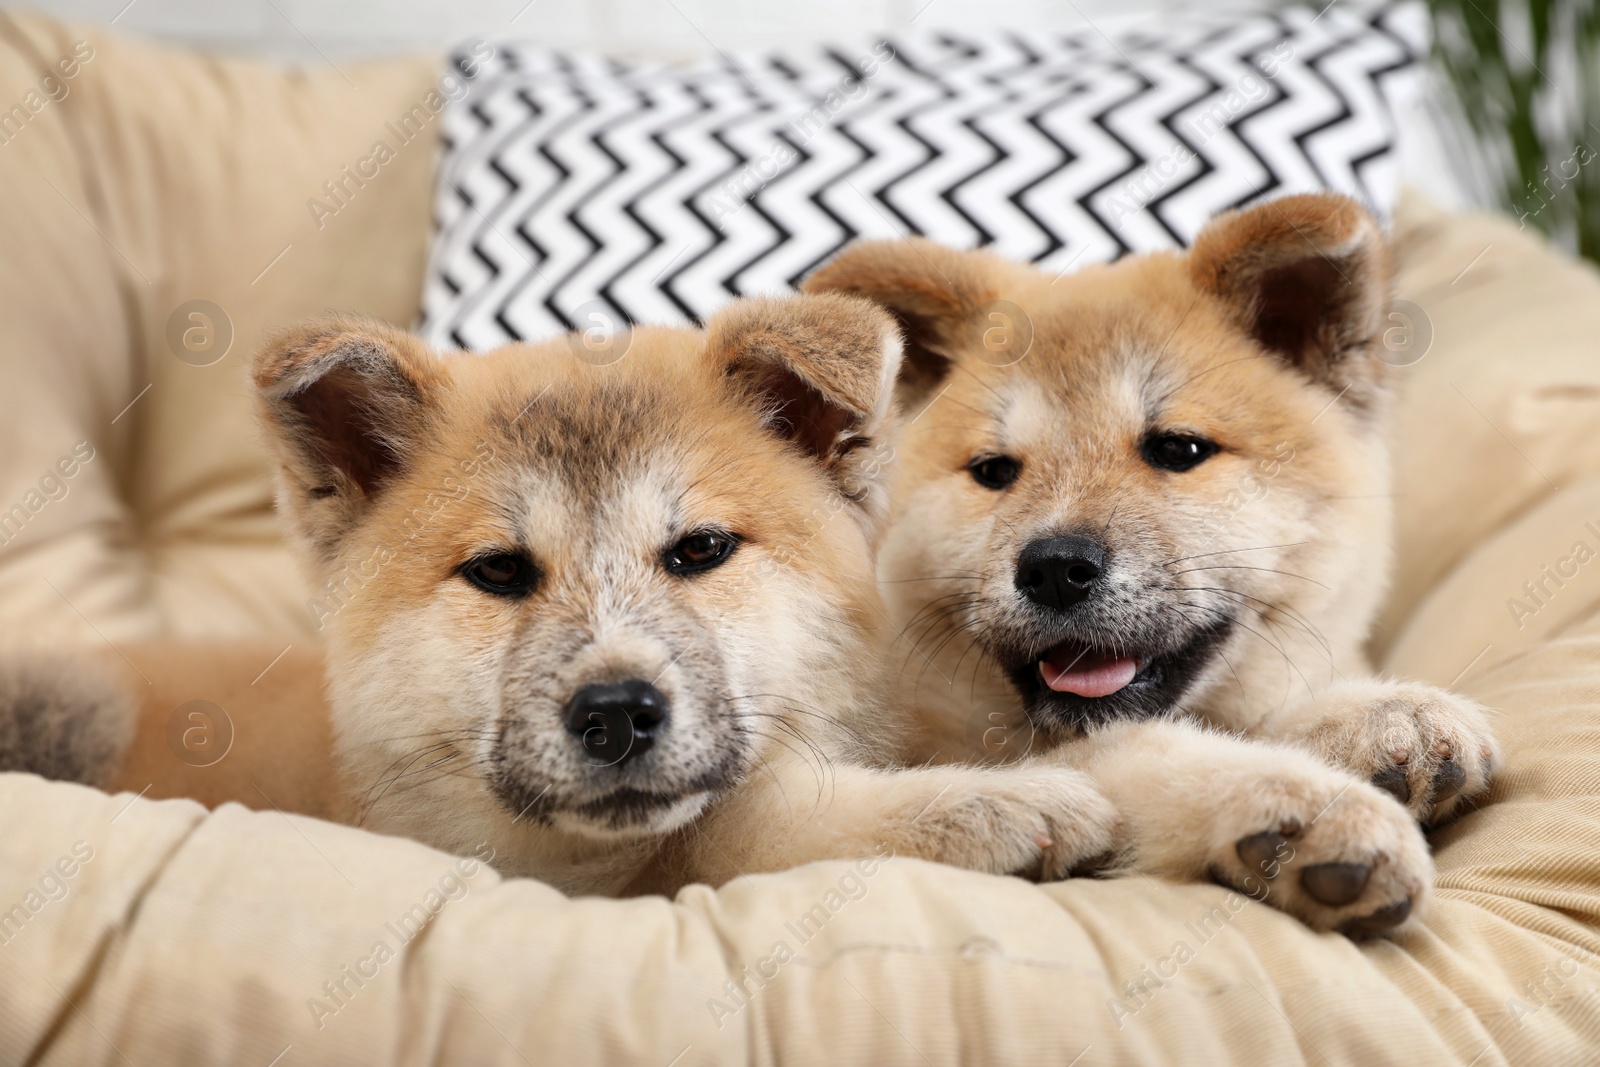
[805,193,1497,935]
[220,292,1122,895]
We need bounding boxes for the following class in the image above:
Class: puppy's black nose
[563,679,670,766]
[1015,535,1106,611]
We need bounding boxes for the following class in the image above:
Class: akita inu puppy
[806,193,1497,934]
[234,296,1120,894]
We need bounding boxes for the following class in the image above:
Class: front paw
[1207,769,1433,937]
[903,767,1120,881]
[1286,681,1500,824]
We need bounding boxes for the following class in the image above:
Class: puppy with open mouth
[806,193,1498,935]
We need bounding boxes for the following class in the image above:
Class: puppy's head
[807,194,1393,737]
[253,296,899,863]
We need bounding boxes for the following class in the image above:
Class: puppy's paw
[1285,680,1499,823]
[901,767,1120,881]
[1204,767,1433,937]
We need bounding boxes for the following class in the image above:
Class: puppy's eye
[663,531,739,575]
[968,456,1021,490]
[462,553,538,597]
[1141,432,1219,472]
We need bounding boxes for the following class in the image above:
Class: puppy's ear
[253,316,444,556]
[802,239,1011,406]
[708,293,901,504]
[1188,193,1393,406]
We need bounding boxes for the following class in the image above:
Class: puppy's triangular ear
[708,293,901,508]
[253,316,444,557]
[1189,193,1393,406]
[803,239,1012,407]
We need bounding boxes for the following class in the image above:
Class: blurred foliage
[1428,0,1600,262]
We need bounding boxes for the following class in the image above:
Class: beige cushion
[1378,191,1600,660]
[1384,476,1600,689]
[3,13,1600,1064]
[0,11,435,642]
[5,617,1598,1063]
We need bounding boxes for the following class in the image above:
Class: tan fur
[806,194,1498,934]
[236,297,1115,895]
[98,641,344,821]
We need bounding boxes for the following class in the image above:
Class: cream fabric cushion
[2,13,1599,1066]
[4,627,1597,1064]
[0,11,433,642]
[1377,192,1600,661]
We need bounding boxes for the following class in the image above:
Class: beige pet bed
[1,13,1598,1064]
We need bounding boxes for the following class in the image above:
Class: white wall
[17,0,1271,62]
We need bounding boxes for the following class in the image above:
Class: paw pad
[1371,766,1410,804]
[1337,898,1412,938]
[1069,849,1118,878]
[1430,759,1466,802]
[1300,862,1371,907]
[1236,831,1288,880]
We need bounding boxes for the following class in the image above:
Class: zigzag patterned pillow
[420,5,1424,351]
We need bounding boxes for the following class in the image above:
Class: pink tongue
[1040,652,1139,698]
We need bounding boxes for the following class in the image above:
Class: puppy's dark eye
[663,531,738,575]
[1141,432,1219,472]
[462,553,538,597]
[968,456,1021,490]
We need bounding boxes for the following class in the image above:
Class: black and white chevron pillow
[420,5,1424,351]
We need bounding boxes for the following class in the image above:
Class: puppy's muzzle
[1015,534,1106,611]
[563,679,670,767]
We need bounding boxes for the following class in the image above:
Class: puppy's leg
[1251,679,1500,823]
[658,753,1119,888]
[1053,719,1432,936]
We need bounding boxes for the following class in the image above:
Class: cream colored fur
[249,297,1117,896]
[805,194,1499,935]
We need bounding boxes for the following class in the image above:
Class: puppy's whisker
[878,574,986,585]
[1170,564,1329,589]
[723,695,850,798]
[917,619,988,693]
[1176,600,1314,697]
[740,711,836,769]
[1163,541,1308,567]
[722,694,868,749]
[732,722,830,793]
[915,604,985,662]
[1176,584,1334,660]
[358,740,470,826]
[384,756,482,803]
[373,727,497,744]
[726,727,796,804]
[367,759,465,807]
[902,604,980,654]
[906,597,985,647]
[898,596,986,677]
[772,717,839,806]
[729,723,835,810]
[950,626,997,688]
[899,590,985,637]
[1099,501,1123,543]
[1216,647,1247,697]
